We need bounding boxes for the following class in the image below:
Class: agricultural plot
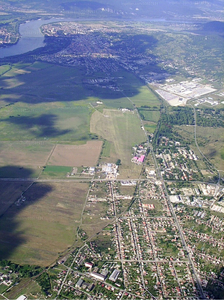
[48,140,103,167]
[0,182,88,266]
[90,109,146,178]
[0,141,53,166]
[0,101,91,142]
[41,165,72,179]
[0,165,40,178]
[4,278,42,300]
[0,182,31,216]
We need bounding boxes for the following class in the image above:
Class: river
[0,18,67,58]
[0,17,191,59]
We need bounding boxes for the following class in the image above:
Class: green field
[101,140,112,158]
[0,64,11,76]
[41,165,72,178]
[139,109,160,122]
[144,122,157,134]
[129,86,161,107]
[90,109,146,178]
[0,101,91,141]
[0,62,159,144]
[0,58,161,266]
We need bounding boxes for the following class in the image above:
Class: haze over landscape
[0,0,224,299]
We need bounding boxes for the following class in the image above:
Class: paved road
[150,144,206,299]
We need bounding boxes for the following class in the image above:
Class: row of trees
[0,260,43,277]
[152,106,224,148]
[0,259,53,295]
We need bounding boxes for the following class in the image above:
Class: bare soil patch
[49,140,103,167]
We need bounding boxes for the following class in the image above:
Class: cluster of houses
[101,163,118,179]
[75,261,121,292]
[131,144,148,165]
[0,273,13,287]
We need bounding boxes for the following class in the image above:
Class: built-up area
[0,21,223,300]
[38,22,221,108]
[24,144,222,300]
[1,136,223,299]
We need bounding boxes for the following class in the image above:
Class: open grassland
[144,121,157,134]
[48,140,103,167]
[0,141,53,166]
[0,64,11,76]
[139,109,160,122]
[113,71,161,108]
[0,182,31,216]
[118,163,143,179]
[90,109,146,178]
[0,101,91,142]
[82,202,110,226]
[119,185,136,196]
[128,86,161,107]
[0,61,160,144]
[175,125,224,171]
[102,98,134,109]
[101,140,112,158]
[0,182,88,266]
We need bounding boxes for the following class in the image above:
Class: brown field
[48,140,103,167]
[0,141,54,166]
[0,182,31,216]
[0,182,88,266]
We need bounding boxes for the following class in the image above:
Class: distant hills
[1,0,224,21]
[202,21,224,33]
[61,1,113,11]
